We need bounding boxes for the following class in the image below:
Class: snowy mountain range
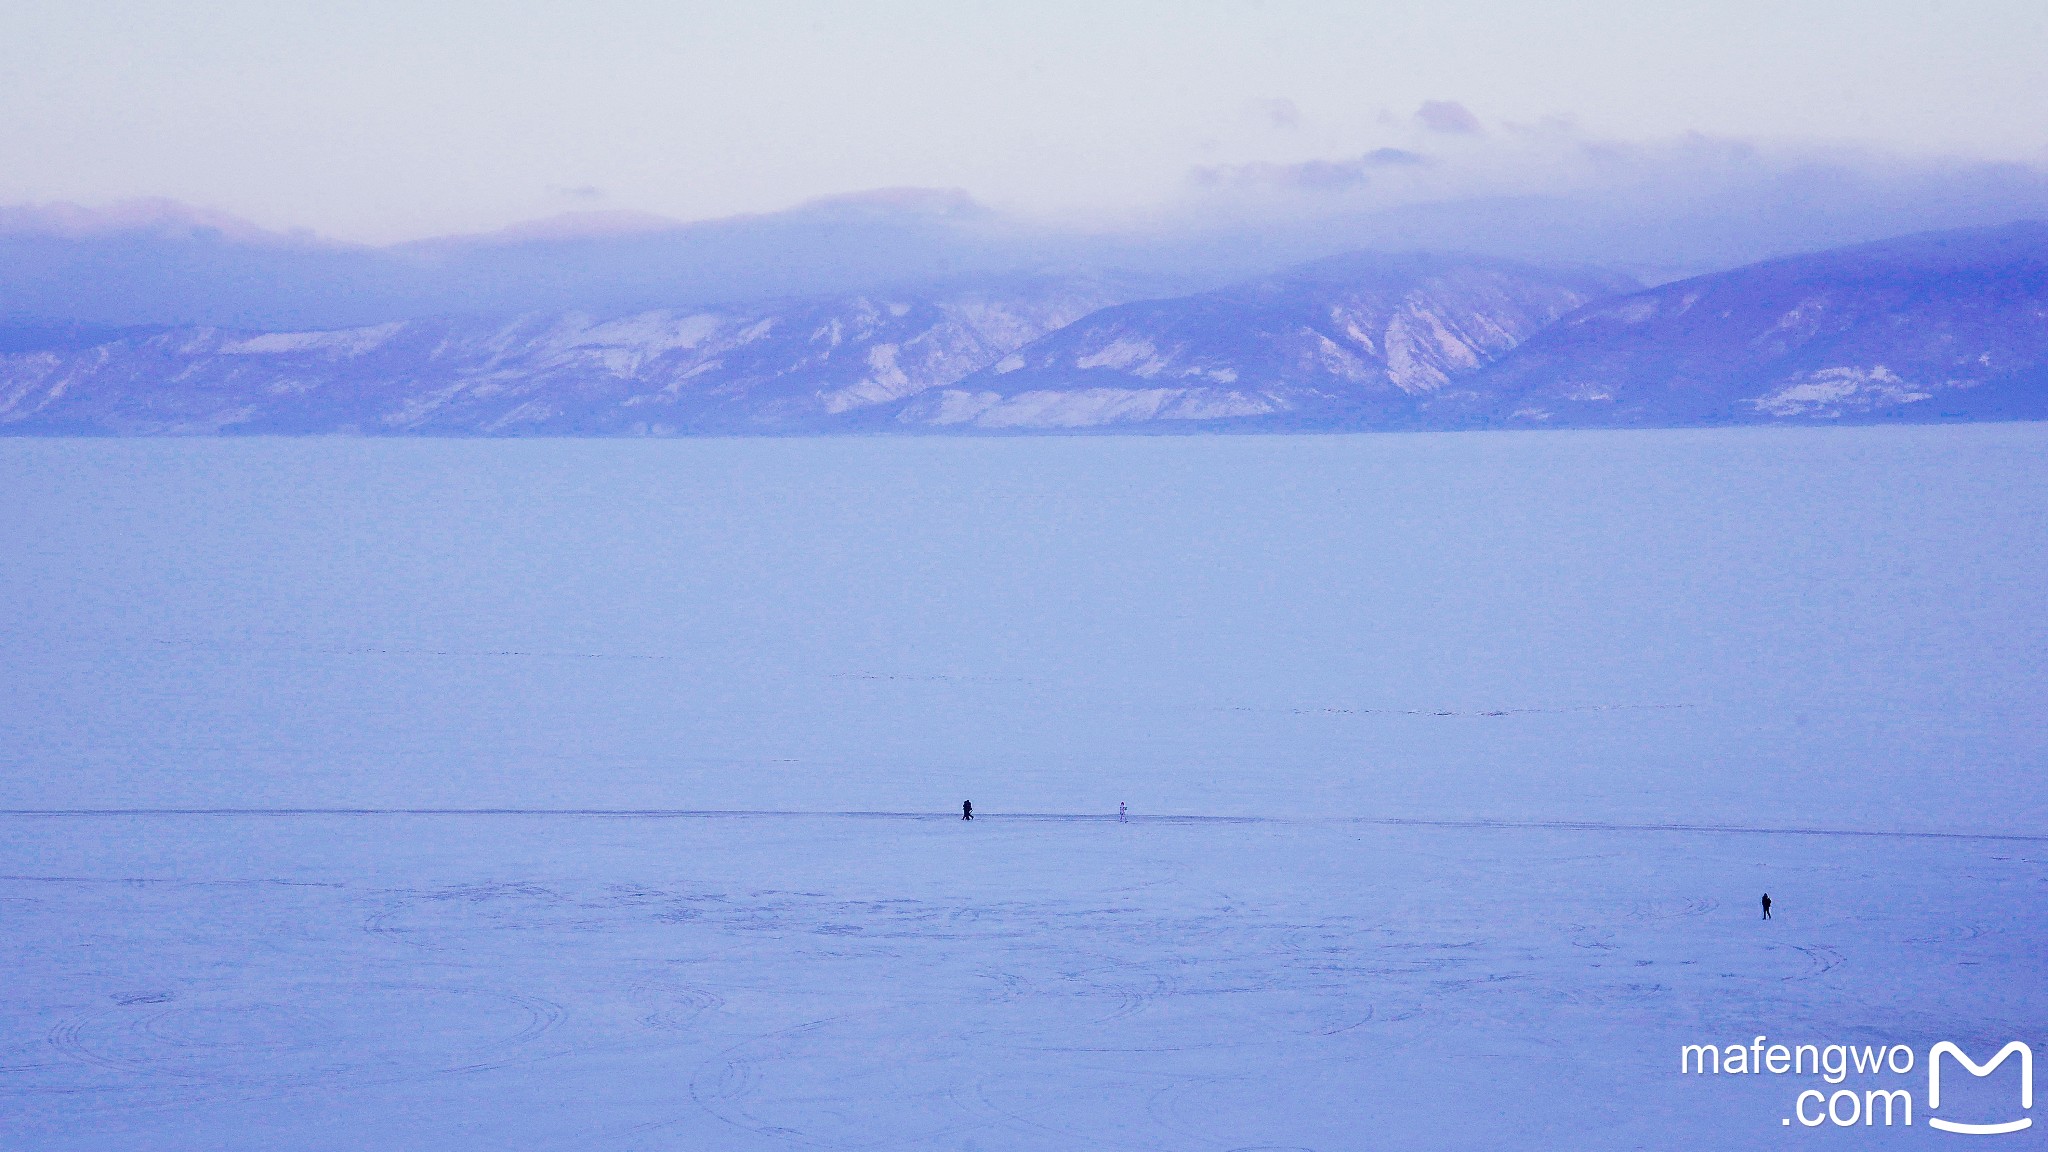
[1460,221,2048,426]
[899,253,1630,430]
[0,279,1126,434]
[2,222,2045,433]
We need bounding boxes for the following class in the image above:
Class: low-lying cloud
[1191,148,1428,192]
[1167,122,2048,281]
[1415,100,1483,135]
[7,122,2048,329]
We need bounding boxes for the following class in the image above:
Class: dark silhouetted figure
[1761,893,1772,920]
[962,800,973,820]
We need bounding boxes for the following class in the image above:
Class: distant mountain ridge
[899,253,1631,429]
[0,193,1176,332]
[3,222,2046,434]
[0,278,1125,434]
[1459,221,2048,426]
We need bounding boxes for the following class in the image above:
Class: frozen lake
[4,428,2047,1149]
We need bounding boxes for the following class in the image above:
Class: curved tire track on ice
[43,985,564,1096]
[685,1014,974,1150]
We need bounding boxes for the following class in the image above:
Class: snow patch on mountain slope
[818,343,917,413]
[1747,366,1932,417]
[1574,296,1662,326]
[1075,337,1172,377]
[222,322,410,357]
[1382,306,1497,393]
[555,312,724,356]
[905,386,1277,428]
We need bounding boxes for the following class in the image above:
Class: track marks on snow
[43,985,564,1096]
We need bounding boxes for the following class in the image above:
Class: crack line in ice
[2,812,2045,843]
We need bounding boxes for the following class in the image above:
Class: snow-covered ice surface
[3,428,2047,1149]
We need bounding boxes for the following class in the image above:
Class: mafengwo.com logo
[1682,1037,2033,1133]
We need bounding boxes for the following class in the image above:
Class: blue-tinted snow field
[3,428,2046,1150]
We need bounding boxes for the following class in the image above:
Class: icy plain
[2,428,2046,1150]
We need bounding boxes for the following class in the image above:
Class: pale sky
[2,0,2045,242]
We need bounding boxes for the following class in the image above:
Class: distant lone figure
[1119,802,1128,823]
[962,800,973,821]
[1761,893,1772,920]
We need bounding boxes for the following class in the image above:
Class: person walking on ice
[962,800,972,821]
[1118,802,1127,823]
[1761,893,1772,920]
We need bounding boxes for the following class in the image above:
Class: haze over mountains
[1,195,2044,433]
[11,144,2048,331]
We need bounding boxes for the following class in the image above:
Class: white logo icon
[1929,1042,2032,1135]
